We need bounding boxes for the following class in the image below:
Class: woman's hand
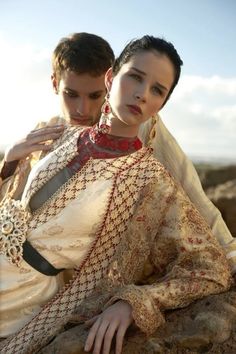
[84,300,133,354]
[4,125,65,162]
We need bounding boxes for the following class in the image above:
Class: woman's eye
[129,73,142,81]
[152,86,162,95]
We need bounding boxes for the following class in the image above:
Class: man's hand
[84,300,133,354]
[4,125,65,162]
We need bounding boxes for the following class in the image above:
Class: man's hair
[113,35,183,106]
[52,32,115,81]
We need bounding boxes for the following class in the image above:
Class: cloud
[161,75,236,161]
[0,33,58,149]
[0,35,235,163]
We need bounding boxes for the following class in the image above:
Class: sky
[0,0,236,162]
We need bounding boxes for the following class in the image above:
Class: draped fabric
[0,115,235,275]
[0,126,232,353]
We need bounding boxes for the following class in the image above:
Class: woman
[0,36,231,354]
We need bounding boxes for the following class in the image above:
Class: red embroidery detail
[136,216,146,221]
[67,126,143,173]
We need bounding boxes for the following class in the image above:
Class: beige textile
[0,126,232,353]
[139,115,236,273]
[0,115,235,274]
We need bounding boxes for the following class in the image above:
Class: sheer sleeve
[106,176,232,335]
[139,115,236,275]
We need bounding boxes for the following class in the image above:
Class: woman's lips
[127,105,142,115]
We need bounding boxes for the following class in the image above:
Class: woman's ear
[105,68,113,92]
[51,73,59,94]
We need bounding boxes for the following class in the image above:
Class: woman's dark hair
[113,35,183,106]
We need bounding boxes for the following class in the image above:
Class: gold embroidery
[0,198,30,266]
[0,129,162,353]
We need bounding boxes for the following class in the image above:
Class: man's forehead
[59,70,106,92]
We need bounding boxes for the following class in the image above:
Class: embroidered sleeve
[105,177,232,335]
[142,115,235,266]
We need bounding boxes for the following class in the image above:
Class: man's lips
[70,116,92,126]
[127,105,142,115]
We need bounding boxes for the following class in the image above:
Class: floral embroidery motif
[0,127,231,354]
[0,198,30,266]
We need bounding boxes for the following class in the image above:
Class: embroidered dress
[1,116,235,274]
[0,126,232,353]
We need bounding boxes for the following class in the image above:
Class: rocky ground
[39,164,236,353]
[1,155,235,353]
[195,163,236,237]
[40,289,236,354]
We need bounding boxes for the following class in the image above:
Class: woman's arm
[139,115,236,275]
[104,177,232,336]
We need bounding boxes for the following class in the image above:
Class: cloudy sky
[0,0,235,162]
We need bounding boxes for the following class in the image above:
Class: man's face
[52,70,106,126]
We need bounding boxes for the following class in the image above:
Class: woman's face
[106,51,175,134]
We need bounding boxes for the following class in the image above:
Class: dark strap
[23,240,65,276]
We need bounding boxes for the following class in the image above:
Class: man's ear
[105,68,113,92]
[51,73,59,94]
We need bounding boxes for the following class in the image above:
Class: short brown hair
[52,32,115,81]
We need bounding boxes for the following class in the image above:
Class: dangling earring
[98,93,112,134]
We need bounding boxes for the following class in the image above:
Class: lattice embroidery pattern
[23,126,81,206]
[0,151,159,354]
[29,148,155,231]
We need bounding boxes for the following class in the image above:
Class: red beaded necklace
[67,125,142,174]
[89,124,142,152]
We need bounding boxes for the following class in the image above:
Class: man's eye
[65,90,77,98]
[89,93,103,100]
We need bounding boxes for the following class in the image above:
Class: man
[0,32,235,278]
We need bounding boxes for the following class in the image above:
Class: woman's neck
[108,116,140,138]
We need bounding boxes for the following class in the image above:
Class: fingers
[84,317,102,352]
[85,319,128,354]
[115,325,127,354]
[27,125,65,144]
[102,322,118,354]
[85,318,116,354]
[4,125,65,162]
[30,125,65,136]
[84,301,133,354]
[92,319,111,354]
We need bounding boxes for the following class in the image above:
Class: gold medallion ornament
[0,198,30,266]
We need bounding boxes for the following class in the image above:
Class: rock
[206,179,236,237]
[39,288,236,354]
[195,165,236,190]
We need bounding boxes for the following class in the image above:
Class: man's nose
[76,98,89,115]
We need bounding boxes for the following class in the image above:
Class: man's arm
[0,117,65,201]
[139,115,236,276]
